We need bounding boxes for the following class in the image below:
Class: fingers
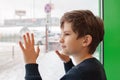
[22,33,34,47]
[26,33,31,43]
[36,46,40,56]
[19,41,25,51]
[23,34,28,48]
[55,50,61,56]
[55,50,63,59]
[31,33,35,46]
[55,50,70,63]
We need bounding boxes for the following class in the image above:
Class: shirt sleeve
[25,64,42,80]
[64,59,74,73]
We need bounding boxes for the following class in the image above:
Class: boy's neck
[72,52,93,65]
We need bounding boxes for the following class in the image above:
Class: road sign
[44,3,51,13]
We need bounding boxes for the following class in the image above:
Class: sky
[0,0,99,34]
[0,0,99,23]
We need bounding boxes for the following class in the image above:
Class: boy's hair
[60,10,104,54]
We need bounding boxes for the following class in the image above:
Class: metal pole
[99,0,104,64]
[12,45,14,59]
[45,23,48,53]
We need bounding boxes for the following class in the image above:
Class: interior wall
[104,0,120,80]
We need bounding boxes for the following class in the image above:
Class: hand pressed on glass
[55,50,70,63]
[19,33,40,64]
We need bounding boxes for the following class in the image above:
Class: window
[0,0,102,80]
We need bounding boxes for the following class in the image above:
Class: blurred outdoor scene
[0,0,101,80]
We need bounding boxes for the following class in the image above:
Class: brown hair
[60,10,104,54]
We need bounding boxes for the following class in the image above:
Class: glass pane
[0,0,102,80]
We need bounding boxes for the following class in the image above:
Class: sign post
[44,3,52,53]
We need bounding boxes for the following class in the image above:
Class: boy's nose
[59,37,64,43]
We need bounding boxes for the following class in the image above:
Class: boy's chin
[62,50,71,56]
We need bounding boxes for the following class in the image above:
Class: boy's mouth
[61,45,66,48]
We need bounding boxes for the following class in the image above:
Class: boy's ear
[82,35,92,47]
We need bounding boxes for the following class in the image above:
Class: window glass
[0,0,102,80]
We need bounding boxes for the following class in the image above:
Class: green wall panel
[104,0,120,80]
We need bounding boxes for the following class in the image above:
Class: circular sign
[44,3,51,13]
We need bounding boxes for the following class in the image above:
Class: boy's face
[60,22,85,56]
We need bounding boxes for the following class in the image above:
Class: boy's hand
[55,50,70,63]
[19,33,40,64]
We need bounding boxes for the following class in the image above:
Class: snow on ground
[0,42,65,80]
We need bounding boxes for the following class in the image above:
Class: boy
[19,10,107,80]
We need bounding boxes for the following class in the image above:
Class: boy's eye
[64,33,70,35]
